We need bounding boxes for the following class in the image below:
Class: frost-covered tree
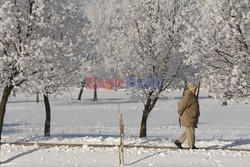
[24,0,91,137]
[83,0,118,101]
[181,0,250,104]
[0,0,91,139]
[110,0,193,137]
[0,0,48,142]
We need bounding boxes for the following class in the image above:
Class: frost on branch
[180,0,250,100]
[109,0,195,102]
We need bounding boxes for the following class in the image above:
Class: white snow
[1,88,250,166]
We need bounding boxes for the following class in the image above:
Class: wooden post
[119,113,124,166]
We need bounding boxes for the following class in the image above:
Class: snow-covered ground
[1,88,250,166]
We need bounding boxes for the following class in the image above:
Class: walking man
[174,83,200,149]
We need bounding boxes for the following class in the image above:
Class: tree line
[0,0,249,143]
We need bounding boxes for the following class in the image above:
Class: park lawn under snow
[1,88,250,166]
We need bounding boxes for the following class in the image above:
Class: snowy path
[2,142,250,152]
[1,144,250,167]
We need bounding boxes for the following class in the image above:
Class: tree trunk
[139,97,158,138]
[182,80,187,96]
[222,99,227,106]
[36,93,39,103]
[77,88,83,100]
[208,89,212,98]
[222,93,227,106]
[43,94,51,137]
[0,85,14,142]
[139,111,149,138]
[12,89,16,97]
[77,81,85,100]
[93,85,98,102]
[196,80,201,99]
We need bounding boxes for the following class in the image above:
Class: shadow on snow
[221,139,250,149]
[0,148,39,164]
